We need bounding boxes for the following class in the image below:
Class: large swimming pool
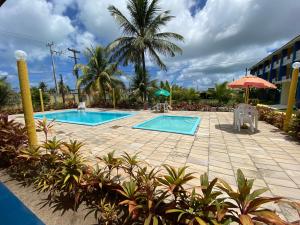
[34,110,133,126]
[133,115,200,135]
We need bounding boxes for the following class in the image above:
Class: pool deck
[3,108,300,223]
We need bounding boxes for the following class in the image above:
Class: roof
[250,34,300,70]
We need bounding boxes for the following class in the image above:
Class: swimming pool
[0,183,45,225]
[34,110,133,126]
[133,115,200,135]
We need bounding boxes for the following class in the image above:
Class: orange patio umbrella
[228,75,277,104]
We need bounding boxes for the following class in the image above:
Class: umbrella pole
[245,87,249,104]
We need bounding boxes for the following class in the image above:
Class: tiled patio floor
[8,109,300,222]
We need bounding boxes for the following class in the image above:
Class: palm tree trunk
[142,51,146,77]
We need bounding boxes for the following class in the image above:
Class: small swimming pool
[133,115,200,135]
[34,110,133,126]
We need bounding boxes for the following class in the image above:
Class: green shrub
[288,111,300,139]
[0,114,28,167]
[31,87,50,110]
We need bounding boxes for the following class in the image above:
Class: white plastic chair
[163,102,169,112]
[233,104,258,132]
[78,102,86,110]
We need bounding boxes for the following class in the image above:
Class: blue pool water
[0,183,45,225]
[133,115,200,135]
[34,110,133,126]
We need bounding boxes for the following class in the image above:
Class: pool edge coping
[132,114,201,136]
[34,110,137,126]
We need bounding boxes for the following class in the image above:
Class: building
[250,35,300,106]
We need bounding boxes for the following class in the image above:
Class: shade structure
[228,75,277,103]
[155,89,170,97]
[228,75,277,89]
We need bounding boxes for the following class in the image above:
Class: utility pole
[47,42,62,95]
[68,48,81,102]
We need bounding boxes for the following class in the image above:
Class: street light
[15,50,38,147]
[284,61,300,131]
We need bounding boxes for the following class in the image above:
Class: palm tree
[38,82,47,92]
[208,82,233,104]
[107,0,184,76]
[76,46,124,102]
[131,65,157,102]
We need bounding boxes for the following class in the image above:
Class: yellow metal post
[169,86,172,107]
[15,50,38,147]
[39,88,44,112]
[284,62,300,131]
[112,88,116,109]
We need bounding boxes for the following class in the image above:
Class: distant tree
[131,65,157,102]
[208,81,233,104]
[31,87,50,110]
[0,77,12,109]
[38,81,47,92]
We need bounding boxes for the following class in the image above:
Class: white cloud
[76,0,127,43]
[0,0,75,65]
[1,0,300,90]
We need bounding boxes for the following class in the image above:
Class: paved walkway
[6,109,300,223]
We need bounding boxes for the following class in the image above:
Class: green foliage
[288,111,300,139]
[76,46,124,102]
[171,85,200,102]
[1,116,298,224]
[257,106,285,130]
[217,169,285,225]
[0,77,12,109]
[0,114,28,167]
[31,87,50,110]
[207,82,233,104]
[157,165,194,199]
[108,0,183,88]
[131,65,158,102]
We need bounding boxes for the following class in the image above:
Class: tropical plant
[136,166,168,225]
[207,82,233,104]
[108,0,184,83]
[36,118,55,142]
[121,152,140,178]
[217,169,285,225]
[42,137,62,154]
[131,65,157,102]
[157,165,194,200]
[0,114,28,167]
[0,76,12,109]
[58,152,85,192]
[86,195,122,225]
[62,139,85,155]
[167,173,232,224]
[76,46,124,102]
[117,180,141,219]
[97,150,123,180]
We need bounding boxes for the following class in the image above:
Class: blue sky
[0,0,299,91]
